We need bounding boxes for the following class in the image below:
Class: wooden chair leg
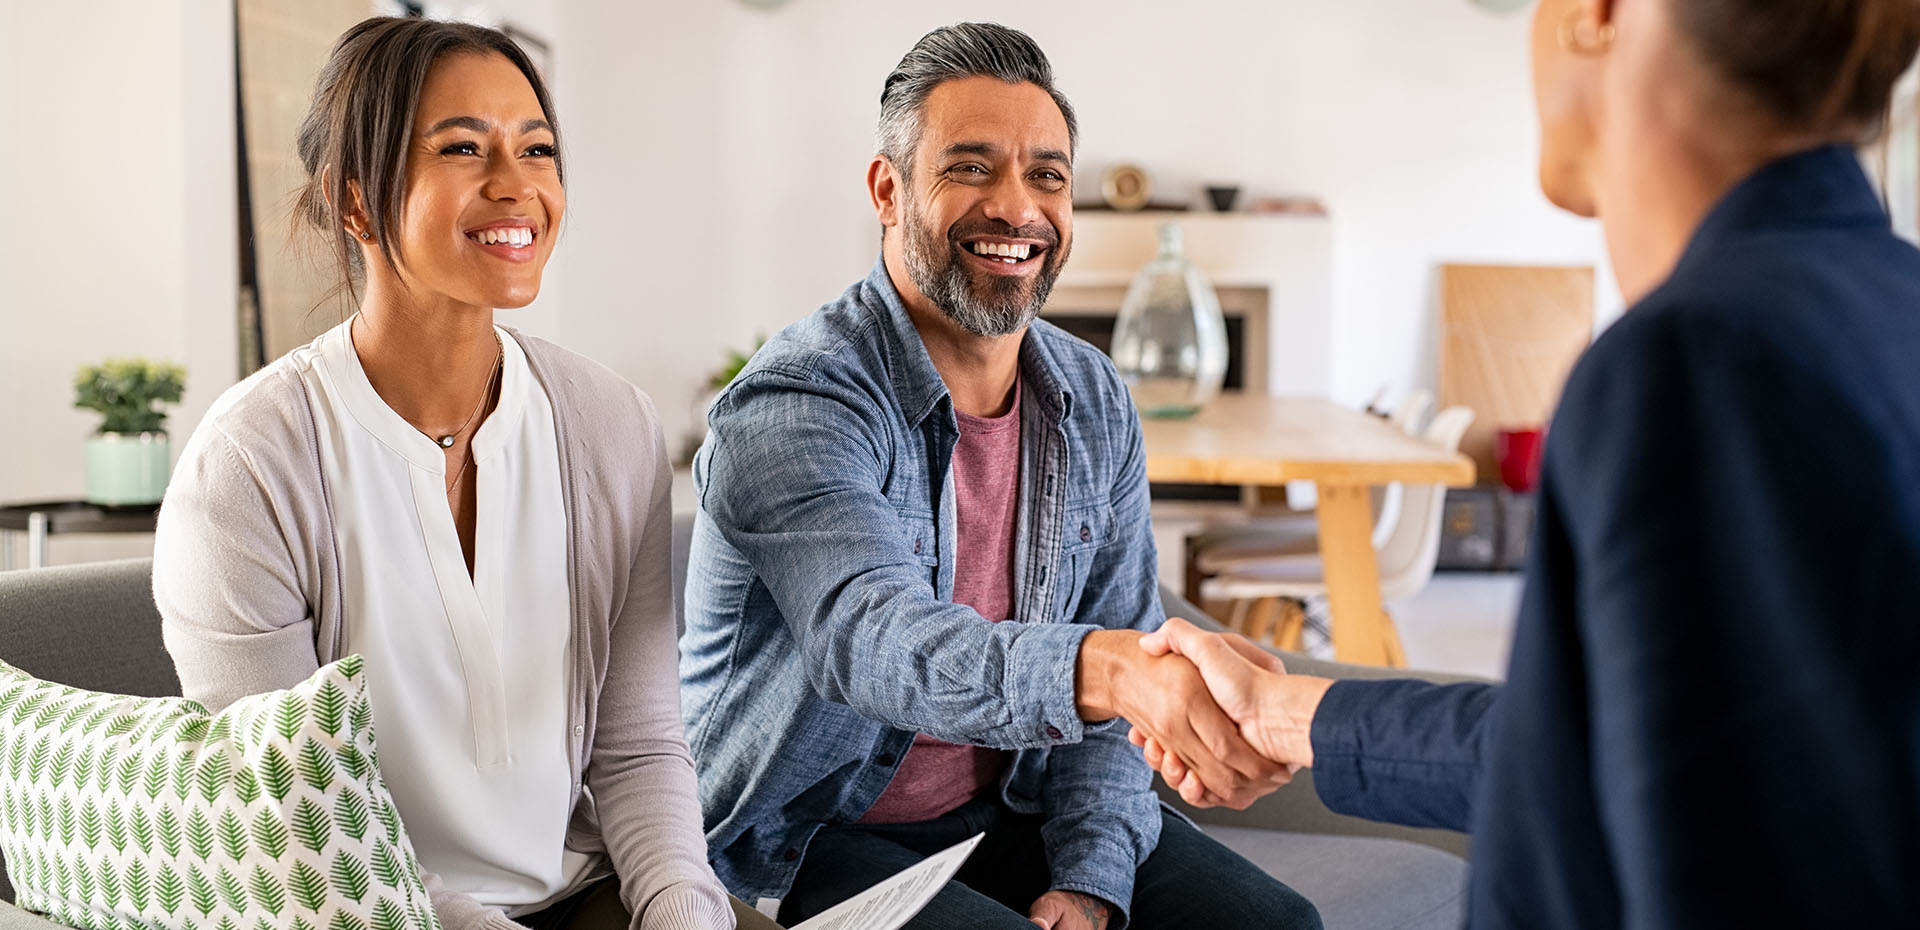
[1246,598,1281,644]
[1274,599,1307,652]
[1226,598,1253,636]
[1382,610,1408,669]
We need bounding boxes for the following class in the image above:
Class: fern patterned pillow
[0,655,441,930]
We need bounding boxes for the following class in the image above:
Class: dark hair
[294,16,562,299]
[877,22,1078,172]
[1673,0,1920,138]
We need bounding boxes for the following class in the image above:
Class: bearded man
[679,23,1320,930]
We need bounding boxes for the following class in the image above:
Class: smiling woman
[151,16,768,930]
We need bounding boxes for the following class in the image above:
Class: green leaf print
[348,695,372,737]
[49,741,75,787]
[130,802,156,853]
[291,798,331,855]
[116,752,142,794]
[216,914,239,930]
[172,752,194,801]
[13,691,50,726]
[0,682,26,718]
[334,789,370,843]
[330,850,370,904]
[58,795,75,839]
[16,788,36,835]
[218,808,250,861]
[26,734,50,781]
[312,681,346,740]
[374,800,401,845]
[249,865,287,917]
[337,744,372,781]
[298,739,335,792]
[74,744,98,789]
[35,791,55,840]
[251,807,290,859]
[59,697,93,730]
[186,808,216,860]
[97,859,121,906]
[73,858,96,902]
[215,866,249,913]
[288,861,327,912]
[34,695,71,729]
[156,863,185,915]
[95,741,120,793]
[187,864,217,918]
[293,915,319,930]
[261,745,296,802]
[105,797,131,853]
[328,911,368,930]
[78,797,103,847]
[179,717,210,743]
[83,704,115,735]
[51,856,71,900]
[196,752,233,805]
[234,766,261,805]
[157,805,183,857]
[370,841,405,890]
[126,859,151,912]
[106,713,141,738]
[276,693,307,743]
[251,709,271,746]
[371,898,408,930]
[144,747,169,799]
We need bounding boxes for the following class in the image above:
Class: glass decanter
[1110,222,1229,418]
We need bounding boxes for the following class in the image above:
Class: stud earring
[359,231,371,240]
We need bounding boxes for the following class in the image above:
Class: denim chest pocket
[1057,501,1116,621]
[1062,501,1116,554]
[896,509,939,567]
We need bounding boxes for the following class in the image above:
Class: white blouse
[292,319,592,915]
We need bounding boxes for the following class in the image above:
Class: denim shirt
[681,260,1164,921]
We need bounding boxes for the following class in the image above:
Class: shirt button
[573,725,585,736]
[876,753,897,767]
[1079,526,1092,542]
[783,848,800,862]
[913,538,923,554]
[1046,726,1064,740]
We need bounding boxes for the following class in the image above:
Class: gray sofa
[0,557,1473,929]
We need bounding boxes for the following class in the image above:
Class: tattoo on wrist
[1066,892,1110,930]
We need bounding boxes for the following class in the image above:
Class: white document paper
[786,833,984,930]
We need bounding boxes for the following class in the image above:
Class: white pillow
[0,654,440,930]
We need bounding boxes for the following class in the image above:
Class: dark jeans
[522,877,783,930]
[779,797,1321,930]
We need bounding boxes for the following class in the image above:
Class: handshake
[1077,619,1335,809]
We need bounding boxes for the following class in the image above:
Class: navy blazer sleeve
[1309,678,1500,832]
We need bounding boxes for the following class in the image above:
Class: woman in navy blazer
[1130,0,1920,926]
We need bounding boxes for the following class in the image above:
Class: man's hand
[1028,890,1112,930]
[1076,629,1290,809]
[1127,618,1335,806]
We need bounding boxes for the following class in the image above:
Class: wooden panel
[1439,264,1595,481]
[1140,394,1476,486]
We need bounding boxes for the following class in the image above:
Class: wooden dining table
[1141,393,1477,666]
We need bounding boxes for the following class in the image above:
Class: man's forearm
[1073,629,1139,722]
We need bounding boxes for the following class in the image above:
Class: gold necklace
[427,334,503,449]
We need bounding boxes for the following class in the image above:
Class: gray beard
[900,200,1064,338]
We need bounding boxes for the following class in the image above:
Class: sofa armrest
[0,902,73,930]
[1156,584,1484,857]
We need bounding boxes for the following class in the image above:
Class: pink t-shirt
[860,384,1023,824]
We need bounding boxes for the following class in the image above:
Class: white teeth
[970,241,1033,260]
[471,228,533,247]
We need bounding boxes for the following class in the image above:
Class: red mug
[1496,427,1545,492]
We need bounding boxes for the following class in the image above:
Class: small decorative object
[1205,184,1241,212]
[1101,163,1153,212]
[680,335,766,465]
[1110,223,1229,418]
[1496,426,1545,492]
[73,358,185,506]
[1250,196,1328,215]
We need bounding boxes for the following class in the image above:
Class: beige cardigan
[152,328,733,930]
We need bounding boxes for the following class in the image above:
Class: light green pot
[84,432,171,506]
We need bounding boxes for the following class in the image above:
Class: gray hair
[876,22,1078,173]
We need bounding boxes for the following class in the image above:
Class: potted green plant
[73,359,186,506]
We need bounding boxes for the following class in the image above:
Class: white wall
[0,0,238,563]
[544,0,1615,453]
